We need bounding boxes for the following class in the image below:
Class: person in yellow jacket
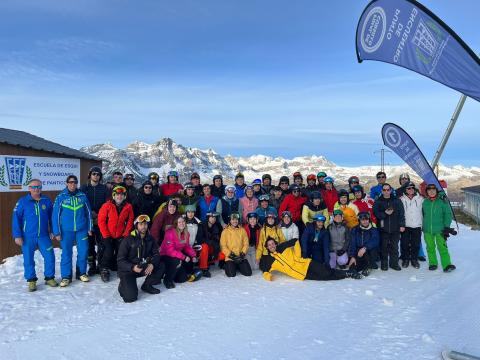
[256,211,286,263]
[220,213,252,277]
[334,189,359,229]
[259,238,362,281]
[302,191,330,226]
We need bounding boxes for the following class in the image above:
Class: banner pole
[431,94,468,169]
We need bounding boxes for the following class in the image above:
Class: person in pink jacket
[240,185,259,224]
[159,216,197,289]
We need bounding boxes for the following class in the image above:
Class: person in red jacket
[351,185,377,225]
[159,216,197,289]
[150,199,181,244]
[98,185,134,282]
[320,177,338,215]
[279,184,308,237]
[161,170,184,197]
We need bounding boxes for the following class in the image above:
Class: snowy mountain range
[80,138,480,201]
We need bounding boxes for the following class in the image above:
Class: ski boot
[202,269,212,278]
[381,261,388,271]
[100,269,110,283]
[79,274,90,282]
[345,269,363,279]
[87,258,98,276]
[164,279,175,289]
[187,270,203,282]
[390,263,401,271]
[361,268,371,277]
[45,278,59,287]
[141,283,160,294]
[411,260,420,269]
[59,278,71,287]
[27,280,37,292]
[443,264,456,273]
[428,265,438,271]
[401,260,409,268]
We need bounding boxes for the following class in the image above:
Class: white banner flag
[0,155,80,192]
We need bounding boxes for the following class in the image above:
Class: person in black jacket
[373,183,405,271]
[117,215,166,303]
[80,166,108,276]
[133,181,162,221]
[123,173,138,204]
[197,212,223,276]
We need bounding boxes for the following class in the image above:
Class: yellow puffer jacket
[301,205,330,225]
[334,202,359,229]
[256,225,286,261]
[263,240,312,281]
[220,225,249,261]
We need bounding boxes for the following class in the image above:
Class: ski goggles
[258,194,270,201]
[134,214,151,225]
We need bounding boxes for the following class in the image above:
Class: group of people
[12,167,456,302]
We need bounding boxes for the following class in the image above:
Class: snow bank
[1,225,479,359]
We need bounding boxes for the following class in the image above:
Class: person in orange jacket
[98,185,134,282]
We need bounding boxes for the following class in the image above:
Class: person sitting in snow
[220,213,252,277]
[348,212,380,276]
[259,237,362,281]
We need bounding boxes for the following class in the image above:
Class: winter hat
[333,209,344,217]
[190,172,200,180]
[225,185,236,194]
[185,205,196,213]
[262,174,272,181]
[88,166,103,180]
[235,172,244,179]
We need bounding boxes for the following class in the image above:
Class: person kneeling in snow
[117,215,165,303]
[220,213,252,277]
[259,238,362,281]
[348,212,380,276]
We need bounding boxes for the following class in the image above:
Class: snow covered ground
[1,224,479,360]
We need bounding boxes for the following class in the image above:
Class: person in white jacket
[400,182,424,269]
[279,211,299,241]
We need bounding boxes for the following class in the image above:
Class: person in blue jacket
[300,214,330,264]
[12,179,58,291]
[348,212,380,276]
[52,175,93,287]
[255,194,277,225]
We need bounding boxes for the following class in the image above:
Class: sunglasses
[406,187,415,190]
[144,186,152,189]
[30,185,42,189]
[382,188,391,192]
[377,175,386,179]
[91,172,100,176]
[292,190,300,193]
[67,181,78,184]
[125,177,134,181]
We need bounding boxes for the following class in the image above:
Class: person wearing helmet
[220,213,252,277]
[240,185,259,224]
[117,215,165,302]
[327,210,351,269]
[422,184,455,272]
[97,185,135,282]
[302,191,329,226]
[316,171,328,190]
[198,212,224,277]
[182,182,200,208]
[107,170,125,193]
[278,176,290,196]
[279,184,308,236]
[123,173,138,204]
[255,194,277,225]
[396,173,411,197]
[251,178,263,198]
[159,216,198,288]
[300,214,330,264]
[183,205,205,281]
[147,172,163,199]
[270,186,285,210]
[256,211,286,264]
[348,212,380,275]
[161,170,184,197]
[351,184,377,225]
[211,174,226,199]
[320,177,339,215]
[293,172,304,187]
[80,166,108,276]
[244,212,261,270]
[150,199,181,244]
[197,184,219,222]
[216,185,243,229]
[399,182,423,269]
[279,211,299,241]
[261,174,273,195]
[259,237,362,282]
[373,183,405,271]
[133,180,162,221]
[190,172,203,196]
[234,172,247,199]
[52,175,93,287]
[334,189,359,229]
[347,176,361,201]
[303,174,320,199]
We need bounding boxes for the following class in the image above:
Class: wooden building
[0,128,101,261]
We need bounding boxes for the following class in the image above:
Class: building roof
[0,128,100,161]
[461,185,480,194]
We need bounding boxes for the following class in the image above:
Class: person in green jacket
[422,184,456,272]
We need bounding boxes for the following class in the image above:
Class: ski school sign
[0,155,80,192]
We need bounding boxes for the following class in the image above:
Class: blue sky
[0,0,479,166]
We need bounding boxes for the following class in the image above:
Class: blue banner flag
[381,123,442,189]
[356,0,480,102]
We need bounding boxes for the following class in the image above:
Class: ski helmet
[348,176,360,184]
[324,176,334,184]
[307,174,316,182]
[279,176,290,185]
[317,171,327,178]
[399,173,410,184]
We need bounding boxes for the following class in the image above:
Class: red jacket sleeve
[279,196,289,216]
[122,204,134,238]
[98,203,111,239]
